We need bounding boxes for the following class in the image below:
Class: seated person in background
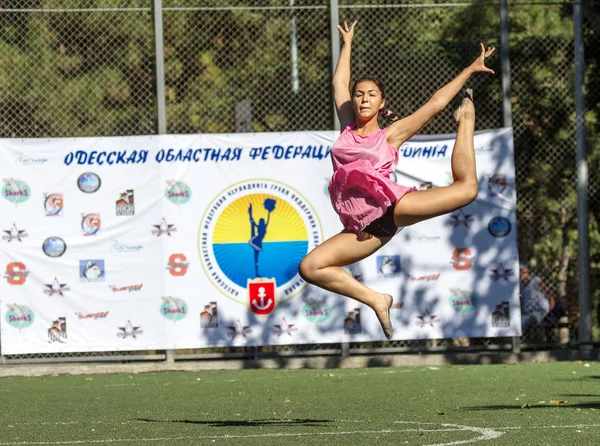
[519,264,564,330]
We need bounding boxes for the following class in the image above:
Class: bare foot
[373,294,393,340]
[453,89,475,123]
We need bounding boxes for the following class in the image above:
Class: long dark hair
[351,76,400,122]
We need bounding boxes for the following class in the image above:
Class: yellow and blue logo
[199,180,322,307]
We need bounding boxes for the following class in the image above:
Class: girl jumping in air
[299,21,496,340]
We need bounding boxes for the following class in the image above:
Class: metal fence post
[500,0,520,353]
[499,0,513,129]
[153,0,167,135]
[329,0,340,131]
[574,0,592,349]
[153,0,172,363]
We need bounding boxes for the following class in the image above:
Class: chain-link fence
[0,0,597,363]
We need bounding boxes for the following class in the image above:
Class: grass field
[0,361,599,445]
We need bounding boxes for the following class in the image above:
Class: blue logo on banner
[77,172,101,193]
[80,260,105,282]
[377,255,401,277]
[43,237,67,258]
[488,217,511,237]
[199,180,322,305]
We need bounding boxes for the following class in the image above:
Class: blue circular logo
[488,217,511,238]
[43,237,67,258]
[199,180,322,305]
[77,172,101,193]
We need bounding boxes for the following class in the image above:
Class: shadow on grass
[463,402,600,410]
[135,418,332,427]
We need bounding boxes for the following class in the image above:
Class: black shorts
[364,204,398,237]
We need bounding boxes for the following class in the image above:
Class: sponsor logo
[227,320,252,346]
[4,262,29,285]
[160,296,188,322]
[199,180,322,313]
[323,176,331,197]
[200,302,219,328]
[44,193,63,217]
[488,217,511,237]
[271,318,298,337]
[42,237,67,258]
[166,253,189,276]
[344,308,361,334]
[492,301,511,327]
[2,178,30,205]
[152,218,176,237]
[490,262,514,282]
[44,277,70,297]
[450,289,478,313]
[302,298,331,323]
[416,309,440,328]
[81,213,101,236]
[410,273,441,282]
[3,224,28,243]
[448,209,474,228]
[475,145,494,154]
[346,263,364,283]
[487,174,514,197]
[111,240,143,253]
[79,260,105,282]
[404,229,441,243]
[117,320,143,339]
[76,311,109,320]
[116,190,134,216]
[109,284,143,293]
[165,180,191,205]
[5,304,34,329]
[451,248,474,271]
[77,172,101,193]
[15,152,48,165]
[248,278,276,316]
[48,317,67,343]
[377,255,401,277]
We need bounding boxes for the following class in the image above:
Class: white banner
[0,129,520,354]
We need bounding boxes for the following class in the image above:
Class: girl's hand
[469,43,496,74]
[337,20,358,44]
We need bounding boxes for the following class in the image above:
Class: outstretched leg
[298,232,394,338]
[393,91,478,227]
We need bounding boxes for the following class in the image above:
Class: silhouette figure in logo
[248,198,276,277]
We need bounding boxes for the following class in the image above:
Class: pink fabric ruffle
[328,160,415,234]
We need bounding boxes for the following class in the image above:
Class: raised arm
[386,43,496,148]
[332,21,357,130]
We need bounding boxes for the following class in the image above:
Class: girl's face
[352,81,385,120]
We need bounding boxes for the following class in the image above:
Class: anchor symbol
[251,286,273,311]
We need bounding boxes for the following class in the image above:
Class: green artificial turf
[0,361,598,445]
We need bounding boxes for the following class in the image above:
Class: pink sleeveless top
[328,123,416,233]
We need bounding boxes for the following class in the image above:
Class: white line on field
[1,420,599,445]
